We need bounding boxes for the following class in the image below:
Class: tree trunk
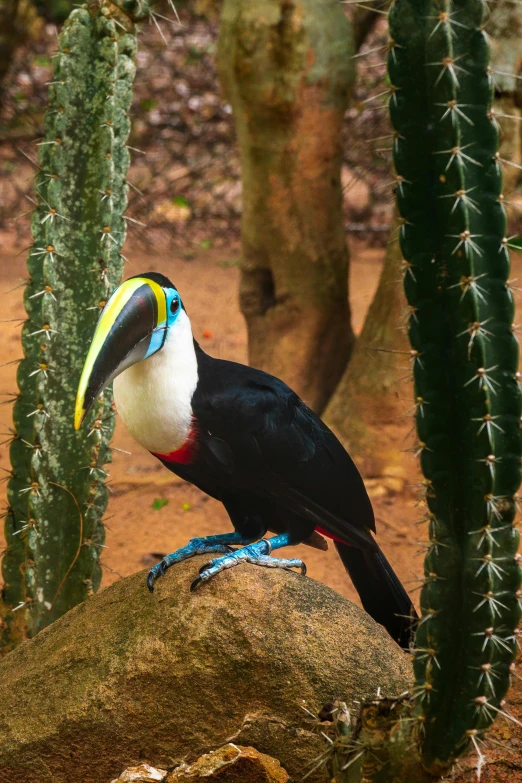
[488,2,522,196]
[217,0,356,413]
[199,0,380,52]
[324,218,411,480]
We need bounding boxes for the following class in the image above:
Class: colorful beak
[74,277,167,430]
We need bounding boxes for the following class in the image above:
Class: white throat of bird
[113,307,198,454]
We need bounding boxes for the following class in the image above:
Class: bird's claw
[146,539,235,592]
[190,576,203,592]
[147,559,168,592]
[147,535,306,593]
[193,543,307,590]
[147,566,159,593]
[147,572,155,593]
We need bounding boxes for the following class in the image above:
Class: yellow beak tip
[74,405,84,431]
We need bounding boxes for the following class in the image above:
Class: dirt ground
[0,234,424,607]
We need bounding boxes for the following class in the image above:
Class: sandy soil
[0,235,425,607]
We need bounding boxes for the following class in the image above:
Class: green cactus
[323,698,434,783]
[320,0,522,778]
[0,0,140,650]
[387,0,522,772]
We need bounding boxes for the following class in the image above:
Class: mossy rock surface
[0,557,411,782]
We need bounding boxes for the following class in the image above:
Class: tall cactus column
[389,0,522,771]
[0,1,137,650]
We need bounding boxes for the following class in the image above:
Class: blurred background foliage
[0,0,400,251]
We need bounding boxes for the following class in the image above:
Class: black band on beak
[75,278,167,429]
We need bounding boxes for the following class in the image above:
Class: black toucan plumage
[76,273,417,648]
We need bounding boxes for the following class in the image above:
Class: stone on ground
[112,764,168,782]
[166,744,289,782]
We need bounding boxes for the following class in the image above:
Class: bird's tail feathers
[335,541,417,649]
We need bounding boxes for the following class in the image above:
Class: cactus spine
[0,0,142,649]
[388,0,522,771]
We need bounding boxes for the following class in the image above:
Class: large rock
[0,557,411,783]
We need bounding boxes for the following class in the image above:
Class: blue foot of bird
[147,532,257,592]
[190,534,307,591]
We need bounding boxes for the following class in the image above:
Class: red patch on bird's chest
[151,423,199,465]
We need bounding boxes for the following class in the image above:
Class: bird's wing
[192,359,376,550]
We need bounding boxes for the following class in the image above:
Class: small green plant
[172,195,191,207]
[33,55,51,67]
[152,498,169,510]
[140,97,157,112]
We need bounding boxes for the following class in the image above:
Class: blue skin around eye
[144,287,180,359]
[166,289,181,327]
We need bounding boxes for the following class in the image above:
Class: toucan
[75,272,416,647]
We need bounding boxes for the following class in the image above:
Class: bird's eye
[170,298,180,314]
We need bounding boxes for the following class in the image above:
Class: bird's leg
[147,531,258,592]
[191,532,306,591]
